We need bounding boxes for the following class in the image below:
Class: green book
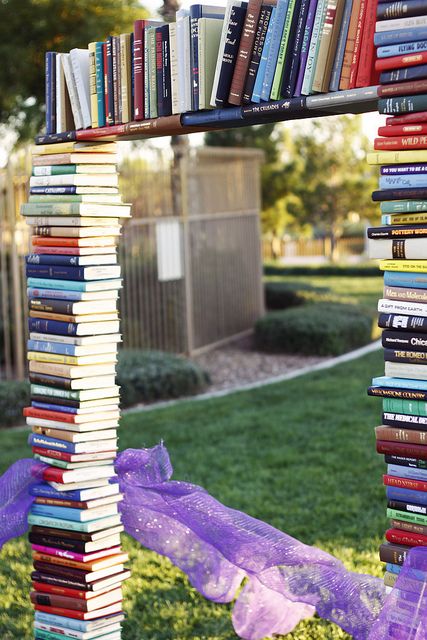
[387,508,427,526]
[381,201,427,214]
[147,27,158,119]
[198,18,223,111]
[270,0,296,100]
[383,398,427,417]
[301,0,328,95]
[28,195,123,204]
[32,164,116,176]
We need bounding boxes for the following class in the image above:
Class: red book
[349,0,367,88]
[376,440,427,460]
[379,79,427,98]
[30,587,122,612]
[378,124,427,137]
[103,44,109,127]
[24,407,76,423]
[76,124,126,141]
[375,51,427,73]
[355,0,378,88]
[387,111,427,126]
[33,600,123,620]
[384,474,427,492]
[31,237,83,247]
[32,581,89,599]
[32,447,115,463]
[374,135,427,150]
[385,528,427,547]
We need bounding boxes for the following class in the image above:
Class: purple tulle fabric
[0,444,409,639]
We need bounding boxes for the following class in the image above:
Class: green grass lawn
[0,349,386,639]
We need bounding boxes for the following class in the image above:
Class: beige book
[312,0,344,92]
[120,34,132,123]
[89,42,99,128]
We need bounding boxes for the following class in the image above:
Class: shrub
[264,281,330,310]
[264,264,379,277]
[0,380,30,427]
[254,303,373,356]
[117,349,210,407]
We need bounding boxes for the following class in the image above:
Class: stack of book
[46,0,379,133]
[367,8,427,594]
[21,139,131,640]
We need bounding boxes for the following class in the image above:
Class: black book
[368,225,427,239]
[380,64,427,85]
[388,499,427,515]
[382,330,427,351]
[156,25,172,117]
[29,533,88,553]
[385,454,427,469]
[33,560,92,580]
[368,385,427,401]
[373,187,427,202]
[30,526,114,542]
[215,4,247,107]
[242,96,306,118]
[31,395,81,409]
[35,131,77,145]
[379,312,427,333]
[377,0,427,20]
[280,0,311,98]
[29,299,79,314]
[29,373,75,390]
[383,411,427,429]
[242,5,273,104]
[384,347,427,364]
[31,570,91,591]
[106,36,115,125]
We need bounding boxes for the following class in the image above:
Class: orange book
[32,551,128,572]
[31,236,117,248]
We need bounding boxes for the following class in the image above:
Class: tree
[0,0,146,142]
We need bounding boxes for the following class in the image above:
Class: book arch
[3,7,427,640]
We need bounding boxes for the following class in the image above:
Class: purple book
[294,0,319,96]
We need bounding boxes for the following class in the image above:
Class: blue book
[388,463,427,481]
[28,339,82,356]
[27,278,121,292]
[30,503,116,522]
[34,612,123,633]
[281,0,311,97]
[374,26,427,47]
[329,0,353,91]
[378,39,427,59]
[28,287,118,301]
[381,63,427,84]
[372,376,427,391]
[32,401,78,414]
[30,481,118,501]
[29,433,80,454]
[28,513,116,531]
[190,4,225,111]
[381,164,427,175]
[95,42,106,127]
[386,486,427,505]
[252,6,276,102]
[260,0,289,101]
[182,106,243,126]
[384,271,427,290]
[45,52,56,135]
[380,175,427,189]
[26,255,109,267]
[26,265,117,281]
[386,562,401,575]
[29,318,81,336]
[30,186,96,195]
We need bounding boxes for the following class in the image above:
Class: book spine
[379,542,409,565]
[386,527,427,546]
[88,43,98,128]
[338,0,362,90]
[229,0,263,104]
[348,0,367,88]
[373,186,427,200]
[252,5,276,102]
[190,8,202,110]
[301,0,328,94]
[384,398,427,417]
[148,29,158,118]
[215,6,247,106]
[45,53,56,135]
[106,37,115,125]
[103,44,109,124]
[369,386,427,400]
[385,475,427,492]
[378,0,427,20]
[120,34,132,124]
[133,20,145,120]
[312,0,344,93]
[376,425,427,445]
[375,135,427,150]
[70,50,91,129]
[282,0,311,97]
[95,43,106,127]
[295,0,320,95]
[162,25,172,116]
[270,0,297,100]
[169,23,180,114]
[242,6,273,104]
[261,0,289,100]
[112,36,120,124]
[156,28,164,117]
[377,440,427,460]
[355,0,378,87]
[61,55,83,130]
[382,330,427,350]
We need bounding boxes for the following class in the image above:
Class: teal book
[27,278,122,292]
[260,0,289,101]
[35,631,120,640]
[270,0,297,100]
[28,513,120,533]
[381,201,427,214]
[372,376,427,391]
[301,0,328,94]
[95,42,106,127]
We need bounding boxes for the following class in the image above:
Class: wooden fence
[0,145,264,379]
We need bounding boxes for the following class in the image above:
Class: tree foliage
[0,0,147,142]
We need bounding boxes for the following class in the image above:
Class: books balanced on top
[368,6,427,621]
[45,0,380,137]
[21,139,131,640]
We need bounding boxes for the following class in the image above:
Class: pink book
[31,544,122,563]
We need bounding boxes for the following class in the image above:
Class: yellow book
[88,42,98,129]
[389,213,427,225]
[32,142,117,156]
[27,351,117,366]
[379,260,427,273]
[368,150,427,165]
[28,361,117,379]
[383,571,397,588]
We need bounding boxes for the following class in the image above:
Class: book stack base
[22,139,132,640]
[368,8,427,629]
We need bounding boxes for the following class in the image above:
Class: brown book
[228,0,263,105]
[338,0,362,90]
[30,525,124,542]
[391,519,427,537]
[320,0,345,92]
[376,425,427,445]
[379,79,427,98]
[379,542,409,566]
[32,551,128,572]
[30,586,122,612]
[384,286,427,304]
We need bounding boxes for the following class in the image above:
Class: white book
[35,455,116,469]
[32,299,118,315]
[48,479,119,493]
[70,48,92,129]
[169,22,180,115]
[302,0,328,95]
[26,217,122,228]
[28,194,123,204]
[30,374,117,391]
[32,410,120,425]
[55,53,72,133]
[45,484,120,501]
[29,361,117,379]
[378,298,427,318]
[30,384,120,402]
[29,332,121,346]
[368,238,427,260]
[176,10,192,113]
[32,226,121,238]
[26,417,120,433]
[30,174,119,187]
[33,165,117,176]
[385,361,427,380]
[32,428,118,443]
[22,202,130,217]
[210,0,237,107]
[28,255,117,267]
[61,53,83,129]
[33,622,123,640]
[375,14,427,31]
[30,320,120,337]
[28,350,118,365]
[199,18,223,110]
[43,465,117,484]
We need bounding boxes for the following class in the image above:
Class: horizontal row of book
[46,0,384,134]
[368,12,427,629]
[22,139,131,640]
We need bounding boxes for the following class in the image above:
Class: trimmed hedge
[117,349,210,407]
[0,380,30,427]
[264,281,330,310]
[264,264,379,277]
[254,303,373,356]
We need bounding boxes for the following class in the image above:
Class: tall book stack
[367,1,427,598]
[21,139,132,640]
